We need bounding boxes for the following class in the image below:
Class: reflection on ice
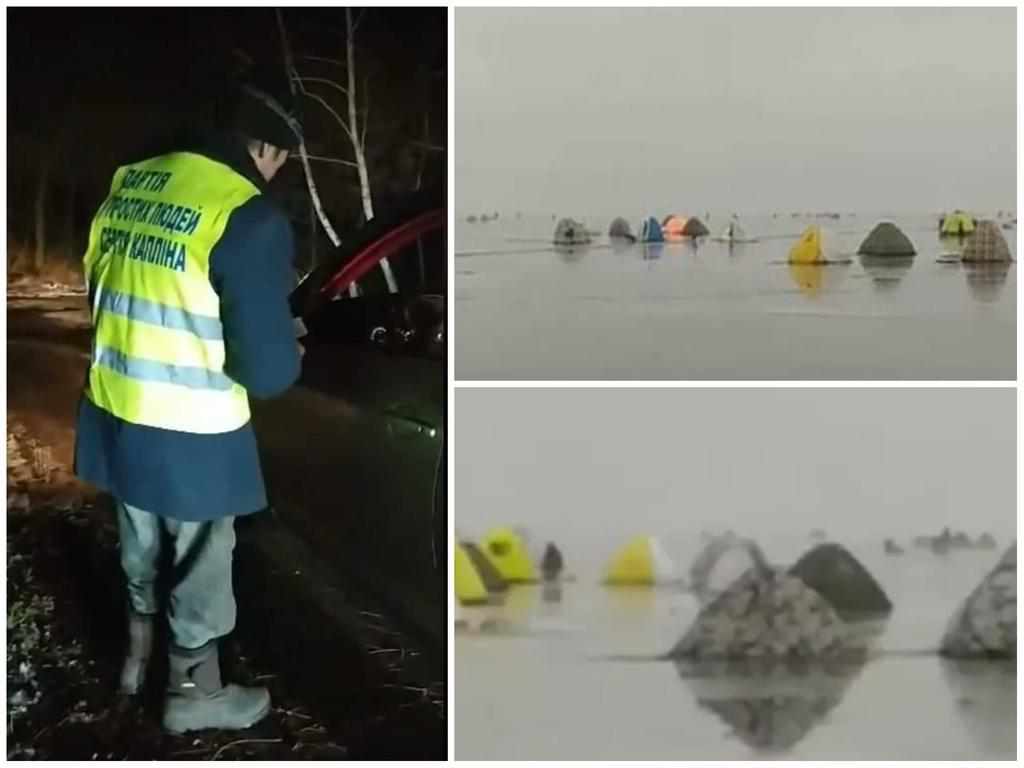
[939,657,1017,752]
[787,262,849,297]
[964,262,1012,304]
[859,254,915,291]
[674,656,869,753]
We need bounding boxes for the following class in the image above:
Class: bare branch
[292,154,359,168]
[275,7,342,249]
[298,54,345,68]
[275,10,298,97]
[411,140,445,153]
[296,76,348,98]
[352,8,367,35]
[302,90,357,144]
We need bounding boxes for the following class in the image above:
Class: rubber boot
[162,643,271,734]
[119,610,154,695]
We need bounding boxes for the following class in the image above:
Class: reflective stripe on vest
[97,289,225,341]
[83,152,260,434]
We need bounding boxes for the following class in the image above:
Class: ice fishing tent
[857,221,916,257]
[553,217,591,246]
[608,217,635,241]
[689,533,767,600]
[640,216,664,243]
[789,543,892,619]
[662,215,688,241]
[480,527,538,583]
[940,211,976,236]
[961,220,1014,263]
[461,541,507,593]
[682,217,710,237]
[455,543,489,605]
[603,535,677,585]
[788,225,842,264]
[714,219,754,243]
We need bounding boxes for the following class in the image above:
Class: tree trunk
[275,8,343,258]
[346,9,396,293]
[346,9,374,223]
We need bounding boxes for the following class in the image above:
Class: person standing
[74,80,303,733]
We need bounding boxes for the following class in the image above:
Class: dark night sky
[8,7,445,255]
[11,9,265,126]
[9,7,444,139]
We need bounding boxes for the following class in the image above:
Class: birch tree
[276,9,396,293]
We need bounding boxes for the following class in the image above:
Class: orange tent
[662,215,688,241]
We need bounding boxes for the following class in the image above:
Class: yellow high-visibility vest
[83,152,261,434]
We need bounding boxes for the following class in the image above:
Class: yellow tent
[940,211,976,236]
[603,535,677,586]
[788,225,841,264]
[455,543,489,605]
[480,527,538,583]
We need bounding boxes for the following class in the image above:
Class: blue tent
[640,216,664,243]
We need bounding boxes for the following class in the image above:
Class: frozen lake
[455,545,1015,760]
[454,387,1017,759]
[454,213,1016,380]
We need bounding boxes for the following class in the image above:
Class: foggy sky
[455,389,1016,545]
[455,8,1016,216]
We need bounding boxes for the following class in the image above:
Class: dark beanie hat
[233,77,303,150]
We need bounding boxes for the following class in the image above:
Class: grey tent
[789,543,892,619]
[962,220,1014,263]
[553,217,591,246]
[682,217,710,237]
[608,217,635,241]
[857,221,916,257]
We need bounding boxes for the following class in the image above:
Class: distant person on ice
[73,78,303,733]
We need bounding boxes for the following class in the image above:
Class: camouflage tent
[941,544,1015,658]
[961,220,1013,263]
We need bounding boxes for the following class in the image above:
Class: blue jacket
[74,144,301,521]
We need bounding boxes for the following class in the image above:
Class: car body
[251,193,445,646]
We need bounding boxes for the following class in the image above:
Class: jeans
[117,499,237,650]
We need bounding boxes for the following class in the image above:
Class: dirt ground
[6,298,445,760]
